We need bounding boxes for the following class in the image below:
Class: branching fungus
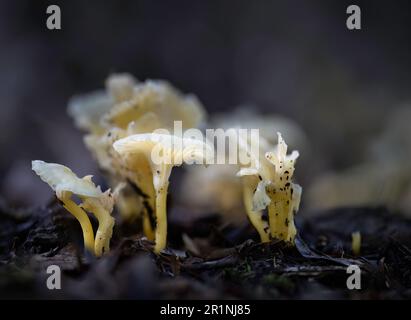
[236,132,302,244]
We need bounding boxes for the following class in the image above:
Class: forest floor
[1,198,411,299]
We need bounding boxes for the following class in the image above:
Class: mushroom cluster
[32,160,115,256]
[182,111,303,244]
[113,133,213,252]
[32,73,303,255]
[67,74,207,252]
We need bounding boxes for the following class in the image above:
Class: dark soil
[1,197,411,299]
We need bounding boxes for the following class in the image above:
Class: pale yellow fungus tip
[237,132,302,244]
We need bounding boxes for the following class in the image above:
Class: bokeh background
[1,0,411,213]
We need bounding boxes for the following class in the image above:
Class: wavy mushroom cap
[32,160,103,198]
[67,91,113,134]
[113,133,214,165]
[104,79,206,131]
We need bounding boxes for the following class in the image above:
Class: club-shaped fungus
[113,133,213,253]
[236,132,302,244]
[32,160,115,256]
[67,74,206,241]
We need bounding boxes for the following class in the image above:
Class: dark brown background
[1,0,410,206]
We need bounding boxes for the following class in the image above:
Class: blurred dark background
[1,0,411,207]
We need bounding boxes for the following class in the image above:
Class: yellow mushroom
[67,74,206,232]
[105,73,136,103]
[113,133,213,253]
[80,190,116,256]
[180,110,306,242]
[67,90,113,135]
[237,132,302,244]
[103,79,205,131]
[32,160,115,256]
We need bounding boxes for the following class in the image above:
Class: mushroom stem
[139,177,156,241]
[154,182,169,253]
[142,209,155,241]
[62,198,95,253]
[242,180,269,242]
[89,204,115,256]
[267,195,296,243]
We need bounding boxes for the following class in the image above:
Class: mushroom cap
[104,80,205,131]
[67,90,113,134]
[70,75,208,188]
[113,133,214,166]
[106,73,137,103]
[113,133,214,193]
[32,160,103,198]
[213,108,307,150]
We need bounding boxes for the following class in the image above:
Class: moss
[262,273,295,291]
